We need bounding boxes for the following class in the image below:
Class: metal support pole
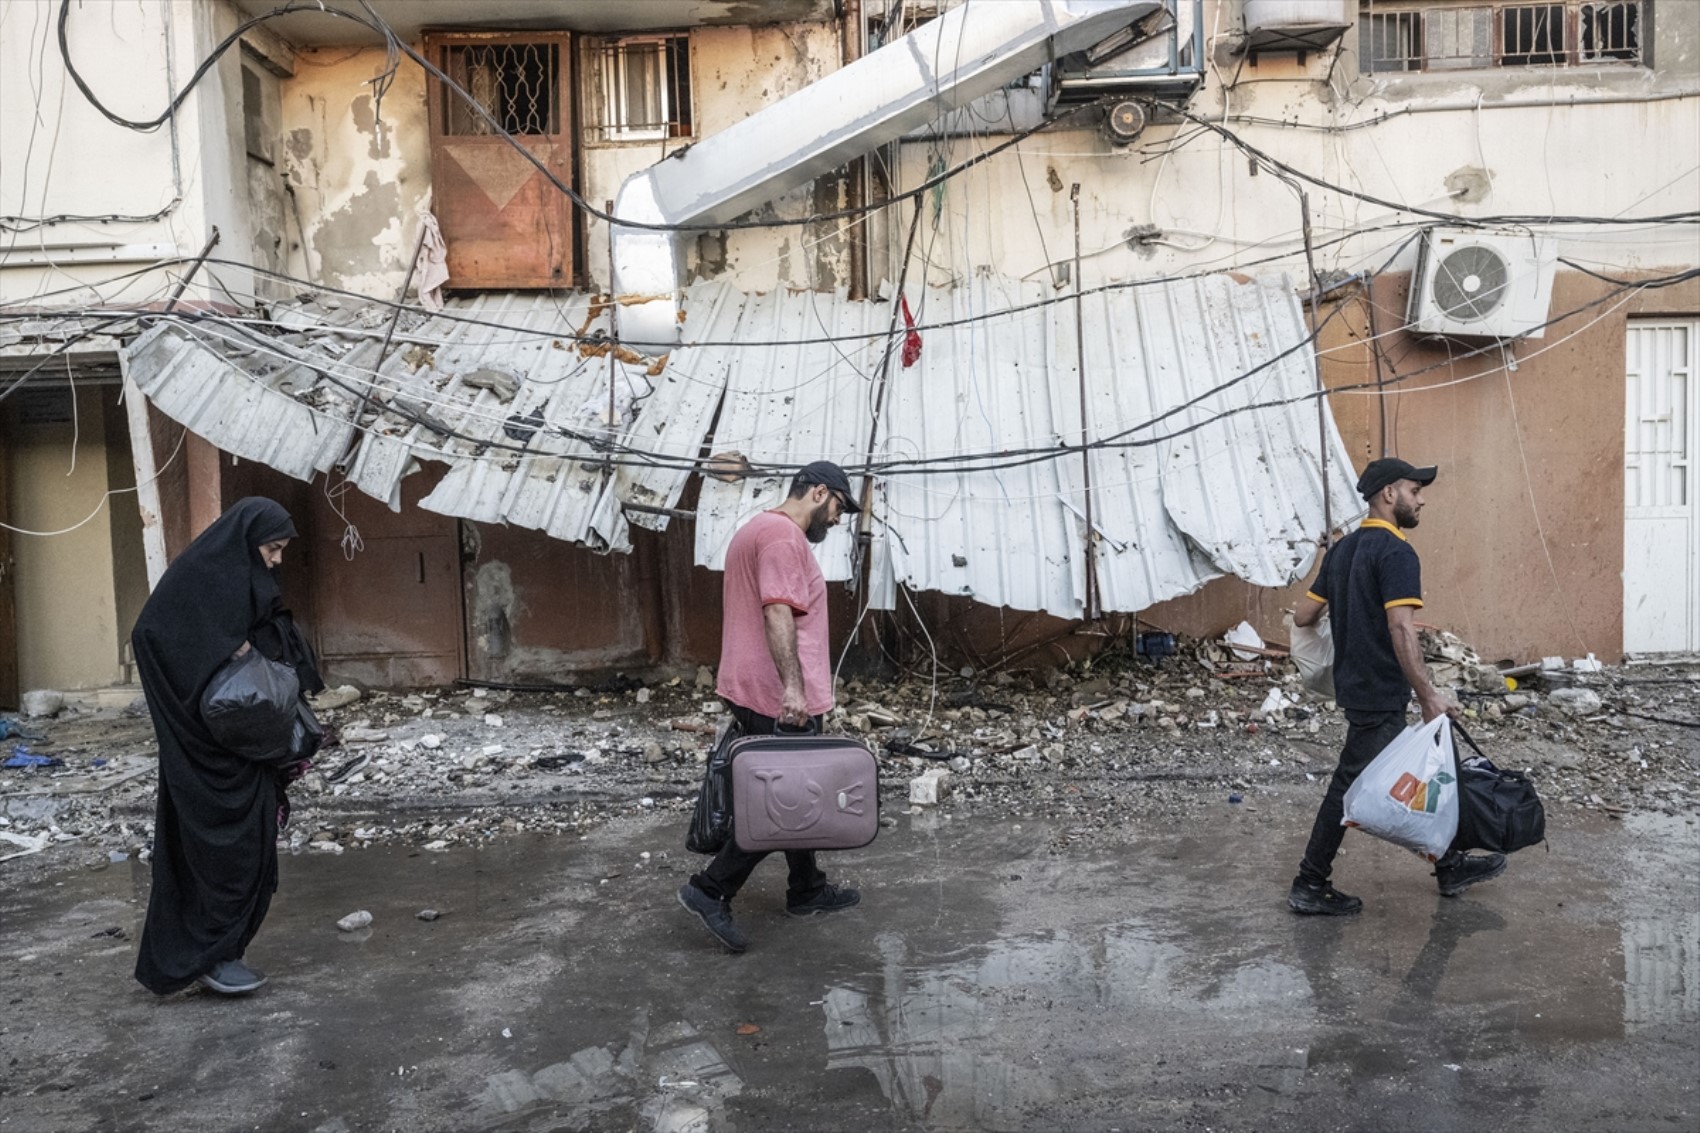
[1071,185,1100,623]
[163,226,221,312]
[336,217,429,469]
[606,200,620,476]
[1296,188,1333,544]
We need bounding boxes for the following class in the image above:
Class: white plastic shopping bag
[1341,716,1459,861]
[1286,611,1335,697]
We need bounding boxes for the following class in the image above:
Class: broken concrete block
[313,685,364,711]
[1549,688,1603,717]
[336,910,373,932]
[908,768,950,806]
[20,690,65,719]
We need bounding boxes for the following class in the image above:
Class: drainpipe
[1070,185,1100,623]
[609,1,1159,351]
[843,0,868,301]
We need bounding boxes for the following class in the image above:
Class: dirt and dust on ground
[4,630,1697,882]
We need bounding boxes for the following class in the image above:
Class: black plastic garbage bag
[288,698,324,763]
[199,648,300,763]
[1452,722,1547,854]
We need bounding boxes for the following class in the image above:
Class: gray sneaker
[198,958,267,995]
[677,883,747,953]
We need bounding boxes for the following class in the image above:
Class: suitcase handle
[775,717,821,736]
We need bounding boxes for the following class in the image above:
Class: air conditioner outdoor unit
[1407,228,1557,339]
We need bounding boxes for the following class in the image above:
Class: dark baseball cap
[795,460,862,513]
[1358,458,1437,500]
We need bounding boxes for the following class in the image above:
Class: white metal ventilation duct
[610,0,1158,351]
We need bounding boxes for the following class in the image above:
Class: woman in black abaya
[132,497,321,996]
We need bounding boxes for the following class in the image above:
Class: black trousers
[1297,708,1407,887]
[688,704,828,906]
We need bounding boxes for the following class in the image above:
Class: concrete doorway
[1624,319,1699,654]
[0,377,150,703]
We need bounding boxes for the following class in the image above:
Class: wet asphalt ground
[1,793,1696,1132]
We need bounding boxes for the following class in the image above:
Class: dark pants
[689,704,828,907]
[1297,708,1407,887]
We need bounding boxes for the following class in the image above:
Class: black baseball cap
[795,460,862,513]
[1358,458,1437,500]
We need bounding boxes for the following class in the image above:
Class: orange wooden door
[426,31,577,290]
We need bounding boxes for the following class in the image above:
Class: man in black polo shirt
[1287,458,1507,915]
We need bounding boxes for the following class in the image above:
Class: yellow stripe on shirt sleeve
[1304,591,1325,603]
[1384,598,1424,609]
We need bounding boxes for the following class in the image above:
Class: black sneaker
[1288,879,1363,916]
[1434,852,1507,897]
[786,885,861,918]
[677,883,747,953]
[198,958,267,995]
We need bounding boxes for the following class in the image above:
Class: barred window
[587,35,693,143]
[441,42,561,136]
[1360,0,1642,72]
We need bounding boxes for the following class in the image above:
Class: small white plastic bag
[1286,610,1335,697]
[1341,716,1459,861]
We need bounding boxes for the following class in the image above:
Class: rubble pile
[3,638,1696,874]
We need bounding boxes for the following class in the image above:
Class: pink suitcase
[729,734,880,853]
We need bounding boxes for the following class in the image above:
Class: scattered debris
[0,632,1693,874]
[313,686,364,711]
[417,909,441,922]
[20,690,66,719]
[337,910,374,932]
[909,768,951,806]
[1549,688,1604,717]
[3,747,63,769]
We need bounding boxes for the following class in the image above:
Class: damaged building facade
[1,0,1696,701]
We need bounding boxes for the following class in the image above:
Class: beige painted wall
[0,0,240,310]
[1,389,126,691]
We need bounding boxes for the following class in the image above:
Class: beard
[1394,501,1421,529]
[805,501,833,544]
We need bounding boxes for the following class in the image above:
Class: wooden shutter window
[425,31,576,290]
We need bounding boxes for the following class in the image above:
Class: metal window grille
[1498,3,1567,66]
[589,35,693,142]
[1424,5,1493,69]
[1361,10,1423,72]
[1581,0,1640,62]
[1360,0,1642,71]
[442,42,560,137]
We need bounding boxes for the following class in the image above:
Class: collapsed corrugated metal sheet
[121,272,1358,619]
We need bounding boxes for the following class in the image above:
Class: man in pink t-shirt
[677,461,865,953]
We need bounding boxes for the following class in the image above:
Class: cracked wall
[278,49,431,297]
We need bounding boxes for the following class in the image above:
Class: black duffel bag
[1451,722,1547,854]
[685,717,744,854]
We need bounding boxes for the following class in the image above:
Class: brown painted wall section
[1138,270,1700,665]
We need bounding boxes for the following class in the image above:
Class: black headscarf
[132,497,317,995]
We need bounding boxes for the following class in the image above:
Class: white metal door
[1624,320,1699,654]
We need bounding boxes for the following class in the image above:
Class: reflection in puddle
[821,925,1309,1127]
[470,1013,743,1132]
[1620,812,1700,1034]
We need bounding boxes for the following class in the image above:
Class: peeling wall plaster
[278,50,430,296]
